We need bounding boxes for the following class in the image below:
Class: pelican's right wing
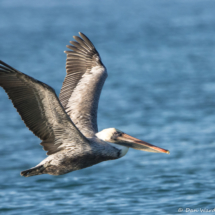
[0,60,89,155]
[59,33,107,137]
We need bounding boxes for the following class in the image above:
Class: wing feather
[0,60,89,155]
[59,32,107,137]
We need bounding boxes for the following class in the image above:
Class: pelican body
[0,33,169,177]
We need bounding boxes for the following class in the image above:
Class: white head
[96,128,129,157]
[96,128,169,157]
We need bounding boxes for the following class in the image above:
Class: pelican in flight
[0,32,169,177]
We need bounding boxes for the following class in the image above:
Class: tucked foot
[21,165,45,177]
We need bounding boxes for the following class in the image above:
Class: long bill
[115,133,170,154]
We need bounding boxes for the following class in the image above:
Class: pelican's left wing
[60,32,107,137]
[0,60,90,155]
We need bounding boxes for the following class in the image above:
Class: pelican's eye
[112,131,123,140]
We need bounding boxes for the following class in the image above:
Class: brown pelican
[0,32,169,177]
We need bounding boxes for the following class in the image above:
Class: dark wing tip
[65,32,102,64]
[78,32,95,48]
[0,60,17,72]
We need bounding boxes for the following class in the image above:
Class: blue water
[0,0,215,214]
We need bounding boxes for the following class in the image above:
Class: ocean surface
[0,0,215,214]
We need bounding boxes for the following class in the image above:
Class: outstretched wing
[59,32,107,137]
[0,60,89,155]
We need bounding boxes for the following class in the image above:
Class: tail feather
[21,165,45,177]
